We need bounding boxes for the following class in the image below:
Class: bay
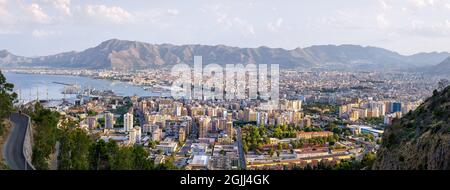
[4,72,163,102]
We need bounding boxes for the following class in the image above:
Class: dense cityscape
[2,67,443,170]
[1,6,450,190]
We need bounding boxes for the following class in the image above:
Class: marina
[4,72,169,103]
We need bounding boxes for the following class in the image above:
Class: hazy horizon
[1,0,450,56]
[3,38,450,58]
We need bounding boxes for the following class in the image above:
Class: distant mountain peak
[439,56,450,64]
[424,56,450,75]
[1,39,449,71]
[0,50,9,57]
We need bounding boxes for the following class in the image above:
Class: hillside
[1,39,449,70]
[373,86,450,170]
[0,50,31,66]
[427,57,450,75]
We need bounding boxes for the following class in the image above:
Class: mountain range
[1,39,449,72]
[426,57,450,75]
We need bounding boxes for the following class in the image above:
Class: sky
[1,0,450,56]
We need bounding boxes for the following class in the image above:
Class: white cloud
[408,0,446,8]
[410,0,427,8]
[167,9,179,16]
[380,0,391,10]
[85,4,133,23]
[0,1,11,23]
[406,19,450,37]
[0,29,20,35]
[32,29,57,38]
[211,5,255,36]
[27,3,51,23]
[84,4,178,24]
[233,17,255,35]
[377,14,390,29]
[52,0,71,16]
[134,9,179,23]
[216,12,233,28]
[267,18,283,32]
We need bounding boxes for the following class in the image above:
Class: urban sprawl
[7,68,440,170]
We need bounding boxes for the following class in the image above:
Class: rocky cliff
[374,86,450,170]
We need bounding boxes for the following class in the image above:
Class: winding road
[2,113,33,170]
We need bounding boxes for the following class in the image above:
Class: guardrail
[21,113,35,170]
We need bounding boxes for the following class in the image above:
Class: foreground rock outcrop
[373,86,450,170]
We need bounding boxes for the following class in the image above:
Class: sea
[3,72,164,102]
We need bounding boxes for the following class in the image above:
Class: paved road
[2,113,33,170]
[236,127,247,169]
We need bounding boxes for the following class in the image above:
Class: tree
[111,146,134,170]
[157,156,176,170]
[132,145,154,170]
[58,123,93,170]
[0,70,17,135]
[268,148,274,157]
[89,139,113,170]
[376,138,382,145]
[87,110,97,116]
[148,140,157,149]
[31,104,60,170]
[87,139,154,170]
[361,152,376,169]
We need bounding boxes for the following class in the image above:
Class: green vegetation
[0,161,10,170]
[303,126,323,132]
[88,139,154,170]
[148,140,157,149]
[0,70,17,136]
[374,85,450,170]
[294,152,376,170]
[361,152,376,169]
[360,133,375,142]
[27,104,156,170]
[242,125,328,153]
[326,123,352,137]
[303,103,339,114]
[363,117,384,125]
[29,103,60,170]
[97,117,105,128]
[87,110,97,116]
[58,120,93,170]
[111,99,132,115]
[290,135,340,149]
[241,125,270,153]
[155,156,177,170]
[242,125,297,153]
[233,120,257,127]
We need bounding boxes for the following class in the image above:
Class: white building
[105,112,114,129]
[124,112,134,132]
[188,155,210,170]
[128,128,136,145]
[152,126,162,142]
[134,126,142,143]
[156,139,178,154]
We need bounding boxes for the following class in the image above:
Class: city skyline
[1,0,450,175]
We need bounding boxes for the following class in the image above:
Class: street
[236,127,246,169]
[2,113,33,170]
